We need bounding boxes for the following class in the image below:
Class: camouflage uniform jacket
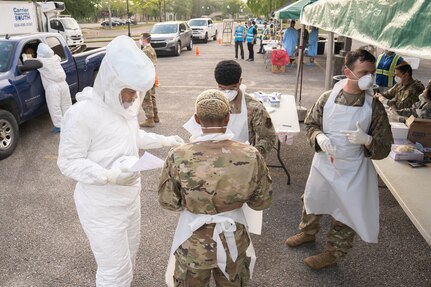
[142,45,157,66]
[382,78,425,110]
[231,92,276,157]
[158,139,272,269]
[396,100,431,120]
[305,90,393,160]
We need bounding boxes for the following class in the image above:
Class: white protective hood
[36,43,66,84]
[84,35,155,120]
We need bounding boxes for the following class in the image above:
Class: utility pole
[126,0,131,37]
[164,0,166,21]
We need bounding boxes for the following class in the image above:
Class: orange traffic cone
[155,72,160,87]
[218,37,222,44]
[195,46,200,56]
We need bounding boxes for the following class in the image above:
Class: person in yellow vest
[375,50,405,93]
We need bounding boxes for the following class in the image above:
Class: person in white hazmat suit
[285,49,393,270]
[57,36,184,286]
[37,43,72,133]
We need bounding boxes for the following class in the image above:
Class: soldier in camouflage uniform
[158,89,272,287]
[391,83,431,122]
[376,63,425,110]
[139,32,159,127]
[286,49,393,270]
[214,60,276,157]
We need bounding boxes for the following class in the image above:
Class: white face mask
[419,94,425,102]
[223,90,238,101]
[395,76,402,84]
[139,39,144,47]
[123,98,140,117]
[348,68,374,91]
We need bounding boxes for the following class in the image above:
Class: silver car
[150,21,193,56]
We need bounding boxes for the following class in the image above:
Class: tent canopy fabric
[274,0,318,20]
[301,0,431,59]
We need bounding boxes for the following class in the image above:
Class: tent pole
[294,24,305,105]
[325,32,334,90]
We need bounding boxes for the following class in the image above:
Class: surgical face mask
[123,97,140,117]
[419,94,425,102]
[395,76,402,84]
[122,101,133,109]
[222,89,238,101]
[348,67,374,91]
[139,39,144,47]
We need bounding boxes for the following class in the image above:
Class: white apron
[228,89,249,143]
[165,133,260,287]
[304,80,379,243]
[165,208,258,287]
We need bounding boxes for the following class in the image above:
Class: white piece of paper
[183,115,202,137]
[129,152,165,172]
[242,203,263,235]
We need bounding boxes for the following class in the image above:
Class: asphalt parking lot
[1,25,431,286]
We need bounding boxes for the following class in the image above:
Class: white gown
[57,36,171,287]
[304,80,380,243]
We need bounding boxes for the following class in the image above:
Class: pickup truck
[188,18,218,43]
[0,33,105,159]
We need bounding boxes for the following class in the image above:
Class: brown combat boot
[153,114,160,123]
[285,232,316,247]
[304,250,337,270]
[140,118,155,127]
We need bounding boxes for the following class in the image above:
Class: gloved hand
[106,167,140,186]
[341,121,373,146]
[316,133,334,155]
[162,135,184,147]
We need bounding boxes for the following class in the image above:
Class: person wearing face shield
[159,89,272,287]
[391,85,431,122]
[57,36,184,287]
[285,49,393,270]
[36,43,72,133]
[376,63,425,110]
[214,60,276,158]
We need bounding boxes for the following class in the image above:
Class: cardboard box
[390,122,409,140]
[389,145,424,161]
[272,64,285,73]
[406,116,431,147]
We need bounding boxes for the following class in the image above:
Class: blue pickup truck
[0,33,105,159]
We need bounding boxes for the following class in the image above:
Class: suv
[150,21,193,56]
[188,18,217,43]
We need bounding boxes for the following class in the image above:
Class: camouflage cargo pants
[173,253,251,287]
[299,195,356,258]
[142,85,157,118]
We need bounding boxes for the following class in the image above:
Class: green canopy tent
[301,0,431,59]
[300,0,431,89]
[273,0,319,116]
[274,0,318,20]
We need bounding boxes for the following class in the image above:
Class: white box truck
[0,1,84,47]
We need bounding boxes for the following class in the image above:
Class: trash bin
[334,41,344,54]
[317,40,325,55]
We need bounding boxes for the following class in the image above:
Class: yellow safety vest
[376,54,401,88]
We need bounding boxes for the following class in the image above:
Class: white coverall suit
[57,36,183,287]
[37,43,72,129]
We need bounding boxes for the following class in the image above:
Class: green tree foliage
[246,0,288,18]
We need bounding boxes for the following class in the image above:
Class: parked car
[100,17,126,27]
[150,21,193,56]
[0,33,105,159]
[188,18,217,43]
